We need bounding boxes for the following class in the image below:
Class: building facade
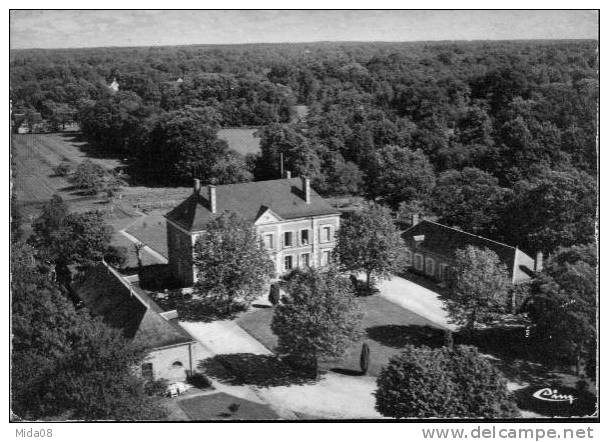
[165,176,340,287]
[403,217,541,285]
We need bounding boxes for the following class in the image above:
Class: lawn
[125,212,169,258]
[217,128,261,156]
[178,392,280,420]
[236,295,446,377]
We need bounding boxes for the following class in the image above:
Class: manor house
[165,176,340,286]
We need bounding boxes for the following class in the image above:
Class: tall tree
[271,268,363,374]
[442,246,511,333]
[138,107,228,185]
[431,167,511,236]
[527,244,597,374]
[366,145,436,209]
[502,167,596,255]
[30,196,112,267]
[255,123,323,184]
[192,212,275,317]
[334,204,405,291]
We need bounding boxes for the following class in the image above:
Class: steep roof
[72,263,194,349]
[403,220,534,281]
[165,178,339,232]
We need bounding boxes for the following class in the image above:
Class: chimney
[208,185,217,213]
[302,176,310,204]
[285,170,291,179]
[193,178,201,194]
[534,251,543,272]
[411,213,420,227]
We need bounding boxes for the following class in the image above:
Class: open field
[217,128,261,156]
[11,133,193,223]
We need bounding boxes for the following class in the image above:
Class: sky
[10,10,599,50]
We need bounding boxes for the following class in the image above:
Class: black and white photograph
[8,7,600,429]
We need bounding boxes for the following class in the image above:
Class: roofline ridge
[199,177,298,190]
[420,220,517,251]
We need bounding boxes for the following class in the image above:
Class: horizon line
[10,37,599,52]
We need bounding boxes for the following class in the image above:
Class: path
[374,275,455,330]
[179,320,272,356]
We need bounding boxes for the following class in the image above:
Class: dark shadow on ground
[199,353,316,388]
[252,304,272,309]
[330,368,364,376]
[138,264,174,290]
[366,324,445,349]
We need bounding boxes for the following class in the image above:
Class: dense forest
[10,40,598,256]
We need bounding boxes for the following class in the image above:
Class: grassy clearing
[237,295,444,377]
[217,128,261,156]
[125,213,169,258]
[178,392,279,420]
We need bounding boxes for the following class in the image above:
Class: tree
[255,123,323,184]
[367,145,436,209]
[30,198,112,268]
[527,244,597,374]
[334,204,405,292]
[138,107,229,185]
[69,160,106,195]
[431,167,511,235]
[375,345,517,418]
[53,161,72,177]
[192,212,275,317]
[11,242,165,420]
[210,151,253,184]
[502,167,596,255]
[271,268,363,374]
[360,342,370,375]
[442,246,510,333]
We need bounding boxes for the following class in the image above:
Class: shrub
[54,162,72,177]
[69,160,106,195]
[104,245,128,269]
[375,345,517,418]
[360,342,370,375]
[187,372,212,389]
[144,378,169,397]
[268,283,281,305]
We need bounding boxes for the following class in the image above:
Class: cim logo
[532,388,576,405]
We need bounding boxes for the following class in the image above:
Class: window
[425,257,435,276]
[263,233,274,250]
[283,231,293,247]
[414,254,424,271]
[300,229,309,245]
[404,250,412,266]
[141,363,153,380]
[439,263,448,281]
[172,361,183,368]
[322,226,332,243]
[321,250,331,267]
[284,255,293,271]
[300,253,310,267]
